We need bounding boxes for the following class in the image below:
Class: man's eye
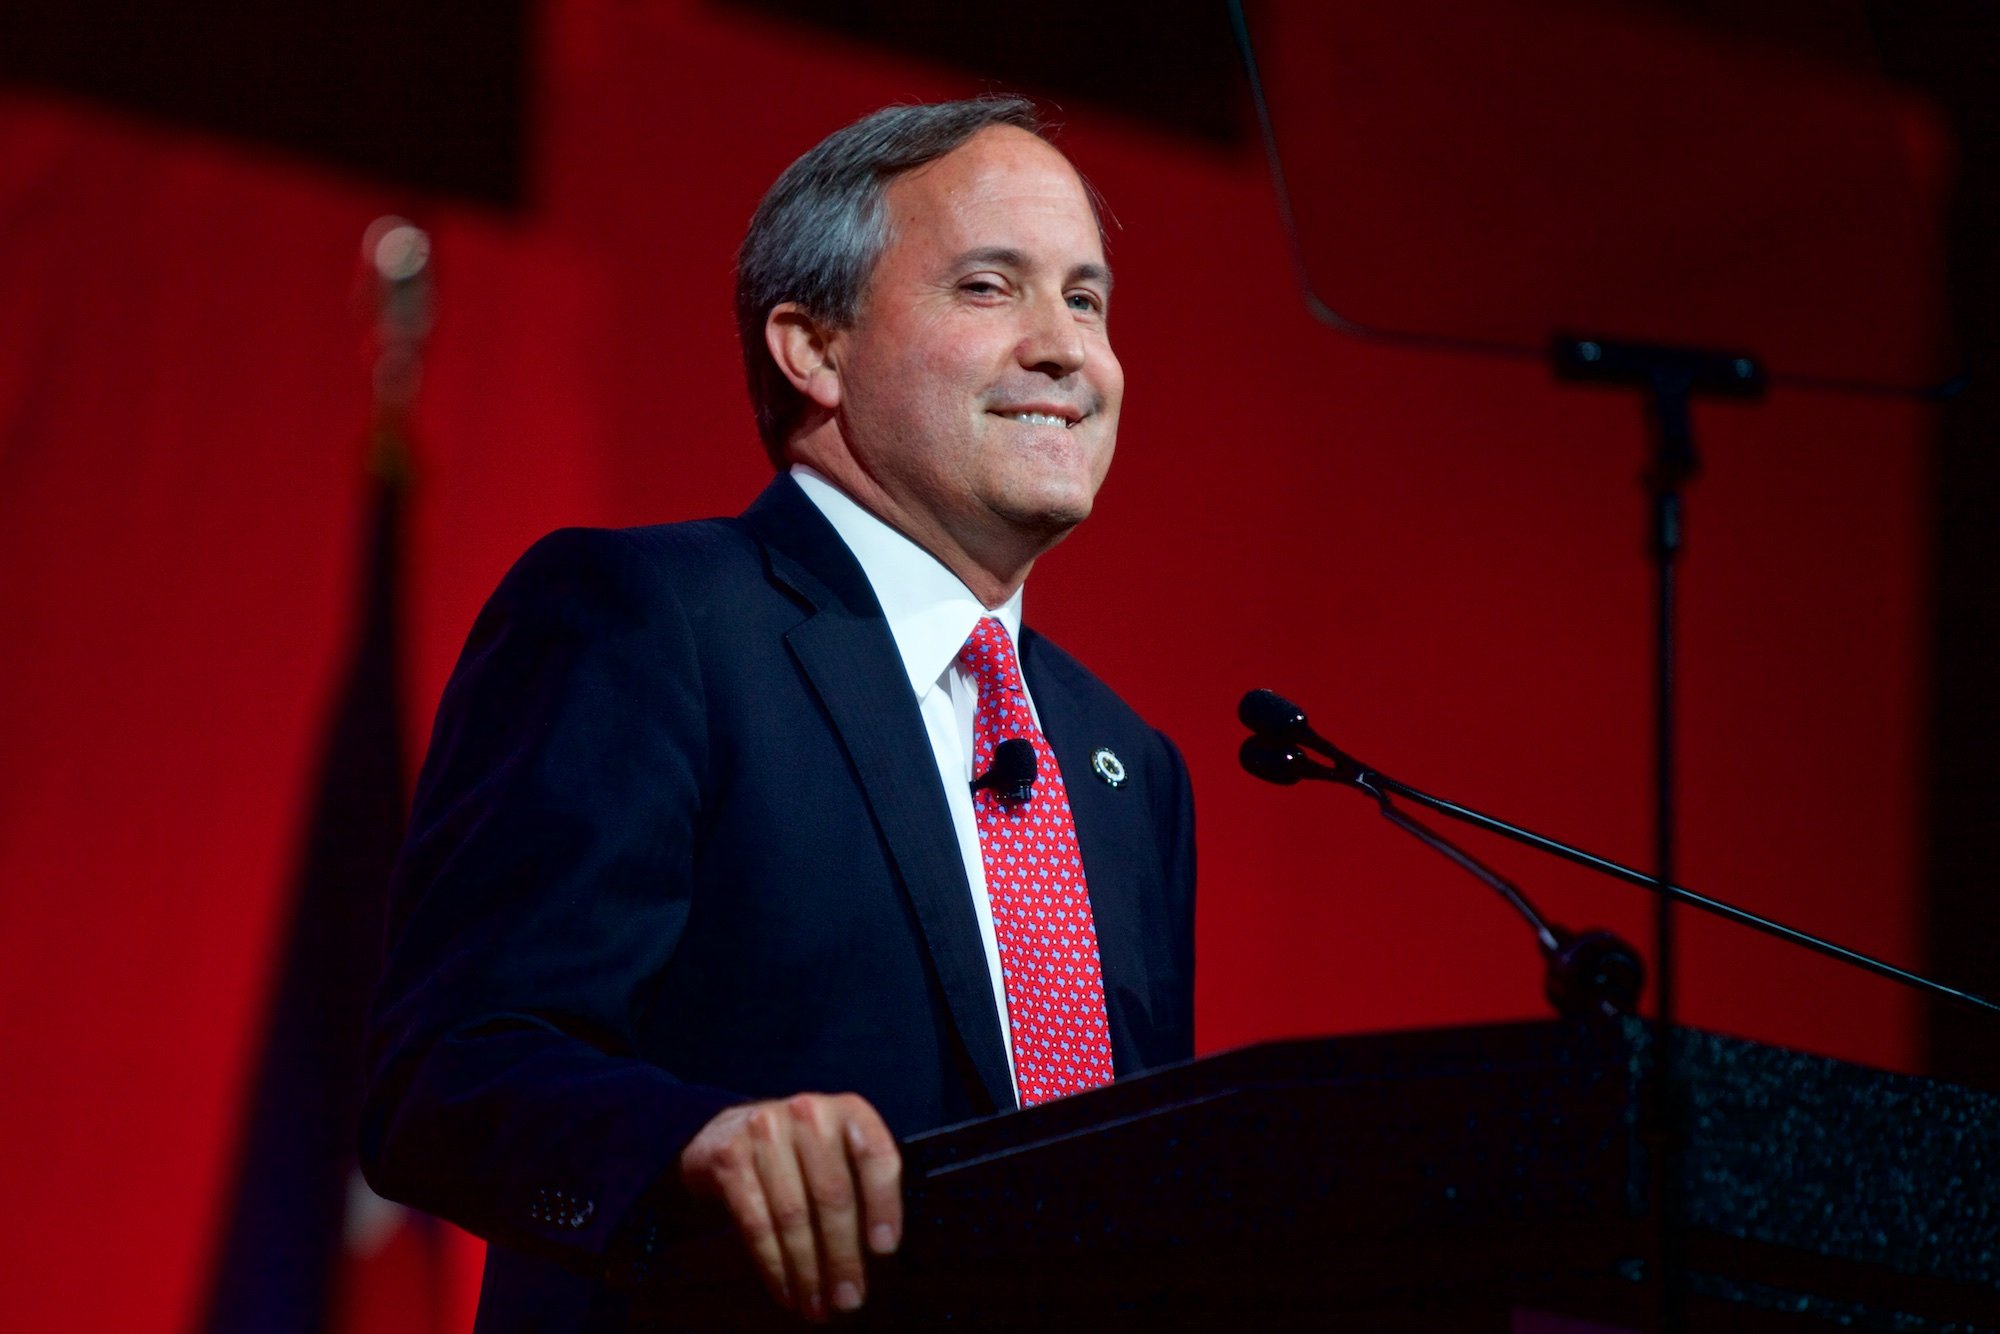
[1067,291,1105,314]
[960,279,1004,296]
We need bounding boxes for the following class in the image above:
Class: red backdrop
[0,1,1940,1329]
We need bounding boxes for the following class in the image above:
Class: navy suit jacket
[360,474,1196,1330]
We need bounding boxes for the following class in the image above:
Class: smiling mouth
[994,410,1080,429]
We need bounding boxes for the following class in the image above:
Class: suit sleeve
[359,527,743,1276]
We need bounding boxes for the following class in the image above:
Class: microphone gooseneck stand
[1236,686,2000,1019]
[1241,732,1646,1021]
[1238,693,2000,1018]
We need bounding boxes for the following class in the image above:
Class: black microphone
[1238,734,1326,786]
[1240,690,1368,785]
[1239,687,1309,738]
[972,738,1036,803]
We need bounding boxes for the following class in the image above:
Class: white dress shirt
[791,464,1032,1096]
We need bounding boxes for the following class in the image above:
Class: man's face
[827,125,1122,573]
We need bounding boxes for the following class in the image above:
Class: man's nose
[1015,293,1087,377]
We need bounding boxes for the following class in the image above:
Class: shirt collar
[791,464,1024,696]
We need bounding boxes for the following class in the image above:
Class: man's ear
[765,303,842,412]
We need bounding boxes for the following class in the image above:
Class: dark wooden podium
[643,1020,2000,1331]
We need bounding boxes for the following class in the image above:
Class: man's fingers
[842,1101,903,1258]
[790,1096,867,1314]
[679,1093,901,1321]
[750,1104,826,1321]
[708,1150,791,1313]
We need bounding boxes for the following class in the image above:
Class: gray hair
[735,97,1048,468]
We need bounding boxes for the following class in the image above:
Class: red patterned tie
[960,616,1115,1105]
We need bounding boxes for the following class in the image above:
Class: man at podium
[361,96,1197,1330]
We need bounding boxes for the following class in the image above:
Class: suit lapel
[1022,632,1152,1079]
[742,478,1017,1113]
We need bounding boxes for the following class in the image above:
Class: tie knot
[960,616,1024,696]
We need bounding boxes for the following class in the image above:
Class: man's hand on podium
[679,1092,903,1322]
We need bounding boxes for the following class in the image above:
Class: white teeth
[1006,411,1074,428]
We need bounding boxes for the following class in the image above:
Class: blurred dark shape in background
[1867,0,2000,1094]
[0,0,530,205]
[724,0,1245,145]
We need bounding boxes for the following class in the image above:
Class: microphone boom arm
[1244,733,1644,1018]
[1363,779,1563,957]
[1341,740,2000,1020]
